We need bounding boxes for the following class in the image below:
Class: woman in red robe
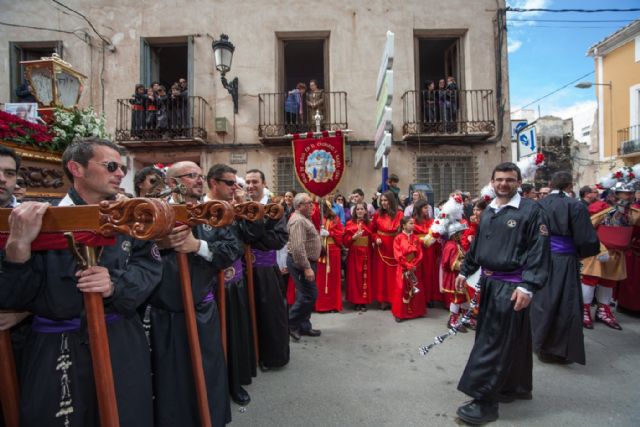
[371,191,403,309]
[392,217,425,321]
[314,201,344,312]
[412,199,441,307]
[344,202,373,311]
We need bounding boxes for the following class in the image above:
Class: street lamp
[575,81,612,89]
[212,34,239,114]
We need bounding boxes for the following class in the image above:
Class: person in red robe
[392,216,425,322]
[412,199,441,307]
[441,223,470,331]
[617,195,640,311]
[371,190,404,309]
[344,202,373,311]
[314,201,344,312]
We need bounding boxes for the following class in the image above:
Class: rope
[375,244,398,267]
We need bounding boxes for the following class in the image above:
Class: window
[278,33,329,93]
[415,34,464,93]
[140,36,193,91]
[9,41,62,102]
[274,156,303,194]
[415,155,476,202]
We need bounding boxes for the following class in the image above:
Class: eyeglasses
[91,161,127,175]
[176,172,205,181]
[215,178,237,187]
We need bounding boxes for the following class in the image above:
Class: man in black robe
[245,169,290,370]
[531,172,600,365]
[205,164,259,406]
[146,161,235,426]
[454,162,550,425]
[0,137,162,427]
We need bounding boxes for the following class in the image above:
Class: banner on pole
[292,130,345,197]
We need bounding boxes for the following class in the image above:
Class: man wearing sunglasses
[205,163,265,406]
[245,169,290,371]
[144,161,236,425]
[1,137,162,427]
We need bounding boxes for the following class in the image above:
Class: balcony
[258,91,348,144]
[618,125,640,157]
[115,96,209,148]
[401,89,495,143]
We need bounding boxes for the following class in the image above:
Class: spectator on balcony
[151,81,160,95]
[445,76,458,132]
[306,79,325,131]
[285,82,307,134]
[145,87,157,130]
[178,78,188,96]
[169,83,185,134]
[423,80,437,130]
[129,84,147,137]
[155,85,169,132]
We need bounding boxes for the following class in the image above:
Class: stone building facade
[0,0,511,201]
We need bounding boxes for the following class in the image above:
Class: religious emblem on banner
[292,130,345,197]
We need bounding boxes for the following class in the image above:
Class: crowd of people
[128,78,189,138]
[1,138,639,426]
[421,75,459,133]
[284,79,325,133]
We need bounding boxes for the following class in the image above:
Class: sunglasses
[91,161,127,175]
[176,172,205,180]
[215,178,236,187]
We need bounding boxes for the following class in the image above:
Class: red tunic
[344,220,373,305]
[392,232,425,319]
[441,239,468,308]
[315,217,344,312]
[371,210,403,303]
[414,220,442,304]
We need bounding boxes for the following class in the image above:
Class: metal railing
[618,124,640,155]
[115,95,208,142]
[401,89,495,137]
[258,91,348,138]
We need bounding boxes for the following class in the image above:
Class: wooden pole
[243,245,260,367]
[0,330,19,427]
[82,246,119,427]
[176,252,212,427]
[217,270,227,363]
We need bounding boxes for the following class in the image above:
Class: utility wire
[0,21,77,35]
[51,0,113,48]
[512,71,594,114]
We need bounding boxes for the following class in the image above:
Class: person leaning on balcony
[284,82,306,133]
[306,79,324,130]
[423,80,437,130]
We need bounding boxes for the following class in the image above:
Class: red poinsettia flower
[614,171,623,179]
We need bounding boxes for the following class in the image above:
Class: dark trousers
[458,278,533,402]
[287,255,317,332]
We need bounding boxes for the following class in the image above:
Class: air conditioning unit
[215,117,229,133]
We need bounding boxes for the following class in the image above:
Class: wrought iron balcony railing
[258,91,348,140]
[115,95,209,144]
[618,124,640,156]
[401,89,495,140]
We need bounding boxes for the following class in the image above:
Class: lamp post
[212,34,239,114]
[576,81,613,158]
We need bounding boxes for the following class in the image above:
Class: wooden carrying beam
[0,198,175,427]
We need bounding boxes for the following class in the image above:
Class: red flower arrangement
[0,110,54,150]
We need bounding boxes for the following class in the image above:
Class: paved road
[231,306,640,426]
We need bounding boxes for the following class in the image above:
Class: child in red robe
[392,217,425,322]
[412,199,441,307]
[314,201,344,312]
[344,202,373,311]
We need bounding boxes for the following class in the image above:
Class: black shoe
[259,361,271,372]
[289,328,301,341]
[497,391,532,403]
[231,386,251,406]
[395,317,404,323]
[456,399,498,425]
[537,352,573,365]
[300,328,321,337]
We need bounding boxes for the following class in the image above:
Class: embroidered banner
[292,130,345,197]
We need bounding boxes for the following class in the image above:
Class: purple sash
[550,235,576,254]
[252,248,277,268]
[481,267,524,283]
[223,259,243,284]
[32,313,122,333]
[201,290,215,304]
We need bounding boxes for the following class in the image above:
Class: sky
[507,0,640,124]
